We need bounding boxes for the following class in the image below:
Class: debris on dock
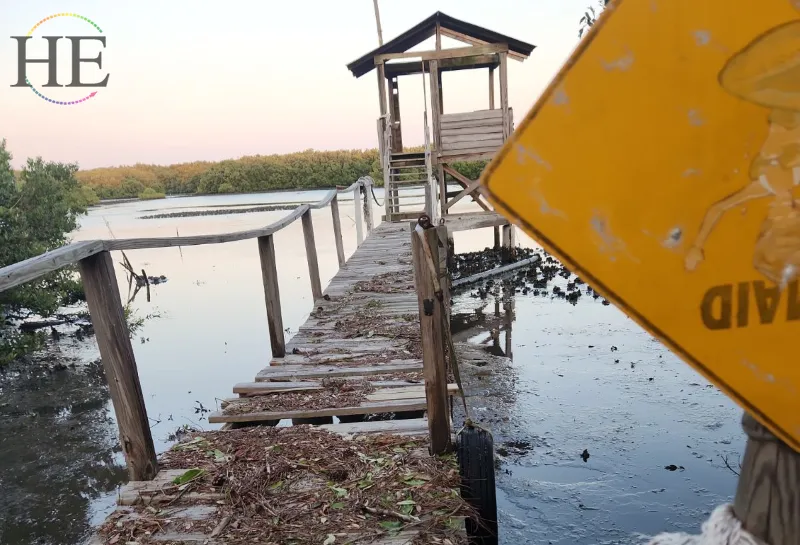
[96,427,471,544]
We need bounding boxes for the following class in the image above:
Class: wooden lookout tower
[347,11,535,222]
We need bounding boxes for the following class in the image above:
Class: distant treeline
[75,148,487,201]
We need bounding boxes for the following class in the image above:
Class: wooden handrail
[0,177,377,482]
[0,180,369,293]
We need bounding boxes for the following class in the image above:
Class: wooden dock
[210,221,443,430]
[0,166,509,543]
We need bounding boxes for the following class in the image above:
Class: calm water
[448,235,745,544]
[0,190,744,544]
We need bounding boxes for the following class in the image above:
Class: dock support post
[411,224,451,455]
[258,234,286,358]
[78,251,157,481]
[354,185,364,246]
[330,194,346,268]
[363,179,374,233]
[494,226,501,250]
[301,209,323,302]
[732,412,800,543]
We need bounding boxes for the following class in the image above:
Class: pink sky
[0,0,592,169]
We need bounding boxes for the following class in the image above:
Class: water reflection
[1,190,374,545]
[0,347,127,545]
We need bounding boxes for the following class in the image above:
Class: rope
[357,175,383,208]
[643,504,763,545]
[415,227,488,438]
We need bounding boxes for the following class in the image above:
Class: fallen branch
[452,254,541,289]
[362,505,420,523]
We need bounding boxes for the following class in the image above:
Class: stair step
[391,152,425,158]
[389,179,428,185]
[389,164,425,170]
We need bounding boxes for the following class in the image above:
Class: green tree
[0,139,88,365]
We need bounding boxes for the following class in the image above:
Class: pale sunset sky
[0,0,596,170]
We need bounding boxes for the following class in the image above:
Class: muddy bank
[139,204,298,220]
[449,255,745,544]
[0,346,127,545]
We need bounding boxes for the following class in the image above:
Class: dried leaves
[223,380,376,415]
[98,427,471,544]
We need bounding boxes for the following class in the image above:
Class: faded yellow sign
[482,0,800,449]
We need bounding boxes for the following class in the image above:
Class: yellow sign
[482,0,800,450]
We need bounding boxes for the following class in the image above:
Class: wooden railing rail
[0,180,367,293]
[0,178,375,482]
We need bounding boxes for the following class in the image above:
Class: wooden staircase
[384,151,429,222]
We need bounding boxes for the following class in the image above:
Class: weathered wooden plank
[441,109,503,123]
[441,125,504,139]
[0,240,105,293]
[106,205,310,252]
[320,418,430,436]
[499,50,510,139]
[440,117,505,131]
[374,43,507,63]
[330,194,346,267]
[443,138,504,152]
[442,131,504,144]
[257,234,285,358]
[354,185,364,245]
[489,66,495,108]
[445,211,507,232]
[208,398,429,423]
[440,145,502,158]
[301,209,323,302]
[438,26,527,61]
[234,379,425,395]
[79,251,157,481]
[256,362,423,381]
[411,227,451,454]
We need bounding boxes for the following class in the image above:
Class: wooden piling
[78,251,157,481]
[257,234,286,358]
[354,186,364,246]
[301,209,323,302]
[411,225,451,454]
[733,412,800,543]
[330,194,346,267]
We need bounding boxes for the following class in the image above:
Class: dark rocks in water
[664,464,684,471]
[581,449,590,462]
[135,275,167,287]
[139,204,297,220]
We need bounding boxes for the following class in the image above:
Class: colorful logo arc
[25,13,103,105]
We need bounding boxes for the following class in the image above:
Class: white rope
[644,504,766,545]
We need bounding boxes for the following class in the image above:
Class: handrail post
[410,223,451,454]
[301,209,323,302]
[330,194,346,268]
[733,412,800,543]
[354,185,364,246]
[78,251,157,481]
[257,234,286,358]
[364,179,374,233]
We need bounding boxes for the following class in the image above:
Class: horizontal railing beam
[0,179,375,294]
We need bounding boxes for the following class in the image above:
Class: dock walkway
[210,220,442,432]
[0,172,509,543]
[87,212,506,544]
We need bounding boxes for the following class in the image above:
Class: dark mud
[139,204,297,220]
[0,345,127,545]
[449,247,744,544]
